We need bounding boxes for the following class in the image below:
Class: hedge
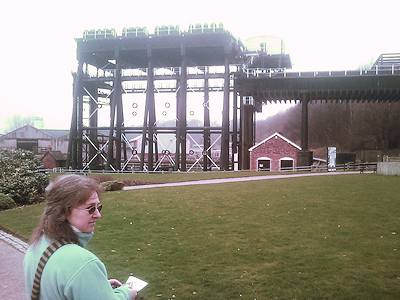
[0,149,49,205]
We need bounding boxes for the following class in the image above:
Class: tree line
[1,114,44,134]
[256,101,400,154]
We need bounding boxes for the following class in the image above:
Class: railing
[237,53,400,78]
[122,27,149,38]
[383,156,400,162]
[258,162,377,173]
[239,66,400,78]
[53,162,379,174]
[83,29,117,40]
[188,22,225,34]
[84,65,229,80]
[81,23,227,41]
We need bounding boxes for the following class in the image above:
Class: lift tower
[67,25,292,171]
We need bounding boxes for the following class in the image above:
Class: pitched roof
[42,151,66,161]
[249,132,301,152]
[1,125,53,139]
[2,125,70,139]
[41,129,70,139]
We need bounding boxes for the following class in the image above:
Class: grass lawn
[1,173,399,299]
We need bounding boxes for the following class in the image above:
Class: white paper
[126,276,148,291]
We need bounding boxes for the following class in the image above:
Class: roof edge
[249,132,301,151]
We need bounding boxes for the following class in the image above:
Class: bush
[0,149,50,205]
[101,180,125,191]
[0,193,17,210]
[88,175,163,187]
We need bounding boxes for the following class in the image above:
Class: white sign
[328,147,336,171]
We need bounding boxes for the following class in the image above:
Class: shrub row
[0,149,49,206]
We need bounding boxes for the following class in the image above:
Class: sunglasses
[76,204,103,214]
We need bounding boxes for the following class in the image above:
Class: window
[257,157,271,171]
[280,157,294,171]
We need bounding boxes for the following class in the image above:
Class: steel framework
[67,24,291,171]
[235,63,400,166]
[67,23,400,172]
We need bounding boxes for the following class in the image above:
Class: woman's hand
[109,278,137,299]
[109,279,122,289]
[127,287,138,300]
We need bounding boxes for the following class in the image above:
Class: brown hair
[30,174,103,245]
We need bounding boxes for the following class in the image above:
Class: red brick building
[41,150,67,170]
[249,132,301,171]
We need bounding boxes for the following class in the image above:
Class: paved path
[0,231,28,300]
[1,171,369,299]
[124,170,363,190]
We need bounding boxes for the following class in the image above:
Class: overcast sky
[1,0,399,133]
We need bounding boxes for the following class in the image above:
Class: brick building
[249,132,301,171]
[41,150,67,169]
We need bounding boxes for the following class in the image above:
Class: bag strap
[31,239,72,300]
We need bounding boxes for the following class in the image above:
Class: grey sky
[1,0,398,133]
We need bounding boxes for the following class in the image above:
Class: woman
[24,174,137,300]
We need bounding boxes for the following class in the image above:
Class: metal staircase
[371,53,400,69]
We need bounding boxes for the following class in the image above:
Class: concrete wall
[0,139,17,149]
[377,162,400,175]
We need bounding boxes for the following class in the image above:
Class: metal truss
[187,133,221,172]
[82,133,115,171]
[120,133,147,171]
[153,134,176,171]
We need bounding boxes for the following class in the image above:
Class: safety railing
[239,65,400,78]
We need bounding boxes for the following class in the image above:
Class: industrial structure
[67,24,400,172]
[67,24,290,171]
[235,53,400,168]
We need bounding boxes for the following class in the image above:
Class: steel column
[67,65,81,169]
[176,47,187,171]
[87,83,99,169]
[203,75,210,171]
[301,92,309,151]
[115,52,123,170]
[220,56,230,170]
[147,58,155,170]
[240,100,254,170]
[106,74,116,170]
[139,49,151,171]
[238,95,243,170]
[76,63,84,169]
[297,92,313,167]
[232,88,238,166]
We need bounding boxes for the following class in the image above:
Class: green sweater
[24,232,131,299]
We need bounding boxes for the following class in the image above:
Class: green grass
[1,173,399,299]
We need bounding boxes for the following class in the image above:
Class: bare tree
[257,101,400,153]
[4,114,42,133]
